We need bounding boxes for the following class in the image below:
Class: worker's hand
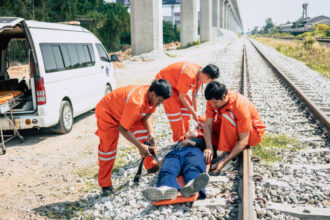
[204,147,213,164]
[192,112,199,121]
[138,144,152,158]
[147,132,156,146]
[211,160,225,173]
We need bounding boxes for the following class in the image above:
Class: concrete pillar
[180,0,198,47]
[219,0,224,28]
[130,0,162,55]
[224,2,229,29]
[200,0,212,42]
[212,0,220,27]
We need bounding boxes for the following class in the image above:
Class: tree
[263,18,274,34]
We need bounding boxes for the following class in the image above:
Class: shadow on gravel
[1,110,94,150]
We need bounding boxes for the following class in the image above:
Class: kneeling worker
[95,79,172,195]
[203,81,266,172]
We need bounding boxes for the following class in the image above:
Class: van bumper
[0,114,58,130]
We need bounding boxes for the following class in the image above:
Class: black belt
[134,144,160,185]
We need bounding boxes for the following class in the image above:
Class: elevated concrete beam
[219,0,225,28]
[200,0,212,42]
[212,0,220,27]
[180,0,198,47]
[130,0,162,55]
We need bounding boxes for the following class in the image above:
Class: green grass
[165,52,176,57]
[255,37,330,78]
[185,40,200,48]
[252,133,302,162]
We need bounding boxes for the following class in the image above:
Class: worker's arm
[179,92,198,121]
[119,124,151,157]
[203,117,214,163]
[192,89,198,112]
[142,114,155,146]
[212,131,250,173]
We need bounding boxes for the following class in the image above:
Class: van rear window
[40,43,95,73]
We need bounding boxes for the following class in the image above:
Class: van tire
[54,100,73,134]
[105,84,112,95]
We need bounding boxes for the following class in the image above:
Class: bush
[163,21,180,44]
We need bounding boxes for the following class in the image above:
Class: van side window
[40,44,57,73]
[67,44,80,68]
[96,44,110,62]
[88,44,95,63]
[51,45,65,71]
[40,43,96,73]
[60,45,72,68]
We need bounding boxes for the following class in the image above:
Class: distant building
[280,15,330,34]
[279,3,330,34]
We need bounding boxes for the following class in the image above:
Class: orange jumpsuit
[156,62,202,142]
[206,91,266,152]
[95,85,158,187]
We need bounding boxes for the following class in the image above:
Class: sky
[106,0,330,33]
[237,0,330,32]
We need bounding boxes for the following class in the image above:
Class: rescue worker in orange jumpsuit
[155,62,220,142]
[95,79,172,195]
[202,81,266,172]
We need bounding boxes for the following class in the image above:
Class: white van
[0,17,116,133]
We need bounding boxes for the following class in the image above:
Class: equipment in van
[0,90,24,154]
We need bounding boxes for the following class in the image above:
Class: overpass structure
[130,0,243,55]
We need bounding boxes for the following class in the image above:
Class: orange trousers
[163,89,192,142]
[96,117,158,187]
[214,111,265,152]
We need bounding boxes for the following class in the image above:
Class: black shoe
[102,186,114,196]
[147,164,160,174]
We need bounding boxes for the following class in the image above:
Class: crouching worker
[203,81,266,173]
[95,79,172,196]
[142,138,216,201]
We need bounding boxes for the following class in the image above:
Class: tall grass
[256,37,330,78]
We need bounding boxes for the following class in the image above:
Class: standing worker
[95,79,172,195]
[155,62,220,142]
[203,81,266,172]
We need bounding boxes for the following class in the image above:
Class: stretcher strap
[134,147,159,185]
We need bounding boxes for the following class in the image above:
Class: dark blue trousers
[156,146,207,199]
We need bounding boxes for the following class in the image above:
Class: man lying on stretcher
[142,119,217,202]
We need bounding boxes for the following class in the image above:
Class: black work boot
[102,186,114,196]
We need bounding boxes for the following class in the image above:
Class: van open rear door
[0,17,25,34]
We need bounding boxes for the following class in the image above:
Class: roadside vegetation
[252,133,302,162]
[253,36,330,78]
[1,0,180,53]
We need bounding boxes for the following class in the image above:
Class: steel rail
[249,39,330,133]
[240,44,255,220]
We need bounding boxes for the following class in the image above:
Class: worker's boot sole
[181,172,210,198]
[142,187,178,201]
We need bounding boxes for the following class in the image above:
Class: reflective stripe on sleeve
[133,130,148,135]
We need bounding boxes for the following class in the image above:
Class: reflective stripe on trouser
[129,120,158,170]
[217,111,264,152]
[163,90,192,142]
[96,118,158,187]
[96,117,119,187]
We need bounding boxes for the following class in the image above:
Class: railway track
[243,38,330,219]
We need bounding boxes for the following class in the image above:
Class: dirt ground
[0,35,236,220]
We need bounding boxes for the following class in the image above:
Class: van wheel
[105,85,112,95]
[54,100,73,134]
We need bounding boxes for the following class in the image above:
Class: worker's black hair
[204,81,228,100]
[149,79,172,99]
[201,64,220,79]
